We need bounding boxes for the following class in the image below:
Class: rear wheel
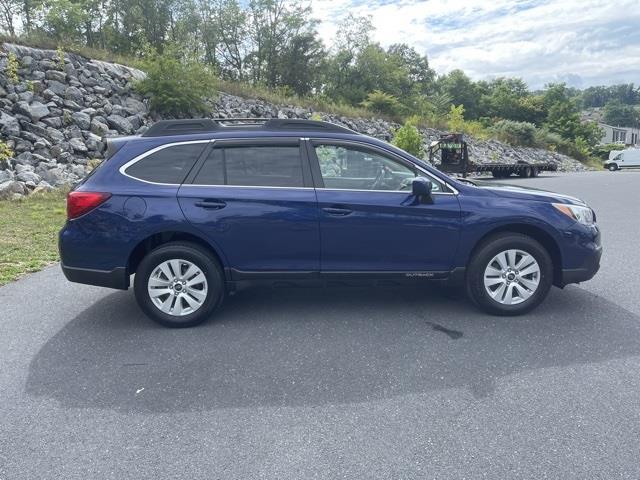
[134,242,224,327]
[519,167,531,178]
[466,233,553,315]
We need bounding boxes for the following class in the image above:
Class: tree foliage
[392,118,424,158]
[135,47,217,117]
[603,101,640,128]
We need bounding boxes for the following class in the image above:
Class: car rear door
[178,138,320,277]
[307,139,461,274]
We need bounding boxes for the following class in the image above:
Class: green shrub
[592,143,625,160]
[135,49,217,118]
[5,52,19,84]
[361,90,402,116]
[445,105,490,139]
[392,118,425,158]
[0,140,14,162]
[489,120,537,146]
[56,46,66,70]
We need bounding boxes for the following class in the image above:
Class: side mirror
[412,177,433,198]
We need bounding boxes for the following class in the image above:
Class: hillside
[0,43,590,199]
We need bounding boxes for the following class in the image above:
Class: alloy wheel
[147,259,208,316]
[483,249,540,305]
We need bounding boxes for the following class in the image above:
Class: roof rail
[141,118,354,137]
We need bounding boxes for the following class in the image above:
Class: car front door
[178,138,320,277]
[308,140,461,274]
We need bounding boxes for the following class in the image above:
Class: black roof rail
[141,118,354,137]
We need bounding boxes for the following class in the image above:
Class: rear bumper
[61,264,130,290]
[559,244,602,286]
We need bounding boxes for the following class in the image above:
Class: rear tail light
[67,191,112,220]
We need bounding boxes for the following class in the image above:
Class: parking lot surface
[1,171,640,479]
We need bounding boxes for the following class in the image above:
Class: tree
[361,90,401,116]
[392,118,424,158]
[0,0,19,35]
[438,70,481,119]
[603,101,640,127]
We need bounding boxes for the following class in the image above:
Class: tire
[519,167,531,178]
[466,233,553,316]
[608,163,618,172]
[134,241,225,327]
[531,168,539,177]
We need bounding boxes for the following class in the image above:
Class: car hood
[469,180,587,206]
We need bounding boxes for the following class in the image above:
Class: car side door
[307,139,461,274]
[178,138,320,277]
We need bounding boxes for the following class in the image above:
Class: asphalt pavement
[1,171,640,479]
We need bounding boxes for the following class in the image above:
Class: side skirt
[225,267,466,292]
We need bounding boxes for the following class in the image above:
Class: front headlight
[553,203,595,225]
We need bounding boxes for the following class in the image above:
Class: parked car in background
[59,119,602,327]
[605,148,640,171]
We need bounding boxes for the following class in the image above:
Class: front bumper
[559,244,602,286]
[61,264,130,290]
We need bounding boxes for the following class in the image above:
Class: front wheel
[608,163,618,171]
[466,234,553,315]
[134,242,224,327]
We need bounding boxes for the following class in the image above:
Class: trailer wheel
[531,168,539,177]
[519,167,531,178]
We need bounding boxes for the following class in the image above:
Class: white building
[598,122,640,146]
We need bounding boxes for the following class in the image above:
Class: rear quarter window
[124,142,207,184]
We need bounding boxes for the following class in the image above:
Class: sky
[311,0,640,89]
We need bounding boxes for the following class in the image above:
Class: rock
[37,167,66,186]
[124,97,147,114]
[42,116,63,128]
[69,137,88,153]
[13,101,50,122]
[16,170,41,184]
[32,183,53,194]
[46,127,65,143]
[106,114,134,134]
[0,170,14,183]
[18,91,34,103]
[45,70,66,82]
[72,111,91,129]
[90,118,109,136]
[0,180,27,199]
[65,86,84,103]
[0,112,21,137]
[46,80,67,96]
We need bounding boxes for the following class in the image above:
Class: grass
[0,190,67,285]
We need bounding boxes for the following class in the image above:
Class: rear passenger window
[193,148,224,185]
[194,145,304,187]
[125,143,206,184]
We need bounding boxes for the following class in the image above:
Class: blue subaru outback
[59,118,602,327]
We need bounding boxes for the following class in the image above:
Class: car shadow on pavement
[26,284,640,413]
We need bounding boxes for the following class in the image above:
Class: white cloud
[311,0,640,88]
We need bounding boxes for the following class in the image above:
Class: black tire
[134,241,224,327]
[608,163,618,172]
[466,233,553,316]
[519,167,531,178]
[531,167,539,177]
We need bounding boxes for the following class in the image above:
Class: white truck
[605,148,640,171]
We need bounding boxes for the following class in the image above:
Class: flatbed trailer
[428,133,558,178]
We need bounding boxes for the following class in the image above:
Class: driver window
[315,144,440,192]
